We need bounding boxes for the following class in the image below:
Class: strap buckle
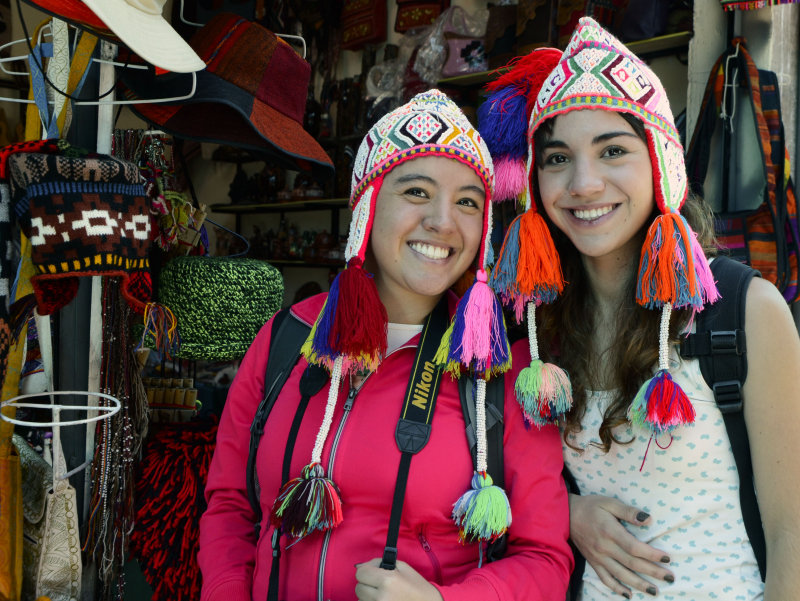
[713,380,743,412]
[271,528,281,558]
[380,547,398,570]
[709,330,745,355]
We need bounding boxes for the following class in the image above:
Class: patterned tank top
[563,350,764,600]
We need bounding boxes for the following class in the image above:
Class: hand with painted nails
[569,494,674,598]
[354,559,443,601]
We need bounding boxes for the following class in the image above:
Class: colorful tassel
[452,472,512,543]
[628,303,695,435]
[477,86,530,160]
[636,212,719,311]
[139,302,180,359]
[437,270,511,378]
[453,377,511,543]
[490,210,564,323]
[303,258,387,374]
[628,369,696,434]
[493,157,527,202]
[272,356,345,538]
[515,303,572,425]
[270,462,344,539]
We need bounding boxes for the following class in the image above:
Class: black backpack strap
[246,308,311,528]
[458,374,505,489]
[458,373,506,562]
[679,256,765,580]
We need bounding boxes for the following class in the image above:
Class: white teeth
[410,242,450,260]
[573,206,614,221]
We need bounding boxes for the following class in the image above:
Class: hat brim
[21,0,118,41]
[120,67,334,181]
[82,0,205,73]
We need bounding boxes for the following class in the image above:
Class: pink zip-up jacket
[199,292,572,601]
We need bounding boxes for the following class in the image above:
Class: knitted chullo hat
[483,17,720,435]
[273,89,513,545]
[8,148,153,315]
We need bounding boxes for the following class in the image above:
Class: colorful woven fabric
[720,0,798,9]
[158,256,283,361]
[348,89,493,265]
[530,18,686,214]
[7,150,152,315]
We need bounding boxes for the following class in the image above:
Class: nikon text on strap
[380,297,449,570]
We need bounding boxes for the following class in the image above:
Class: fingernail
[660,555,671,563]
[636,511,650,522]
[647,585,658,596]
[664,574,674,583]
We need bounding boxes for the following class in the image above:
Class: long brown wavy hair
[532,112,717,452]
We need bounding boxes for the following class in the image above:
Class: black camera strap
[380,297,448,569]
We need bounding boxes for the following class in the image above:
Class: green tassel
[452,472,512,543]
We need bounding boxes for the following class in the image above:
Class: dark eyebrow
[543,131,641,149]
[394,173,486,198]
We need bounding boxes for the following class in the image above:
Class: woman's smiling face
[536,109,655,265]
[367,155,486,319]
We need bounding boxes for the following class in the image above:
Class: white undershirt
[386,322,423,355]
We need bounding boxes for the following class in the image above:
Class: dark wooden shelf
[210,198,349,214]
[437,31,692,87]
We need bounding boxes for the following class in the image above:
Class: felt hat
[157,256,283,362]
[22,0,205,73]
[272,89,513,547]
[118,13,334,182]
[7,145,153,315]
[480,17,719,434]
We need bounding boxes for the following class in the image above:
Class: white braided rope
[475,377,488,474]
[659,303,672,371]
[523,147,533,211]
[481,197,493,268]
[527,302,539,361]
[311,356,342,464]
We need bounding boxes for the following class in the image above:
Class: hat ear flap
[304,182,387,375]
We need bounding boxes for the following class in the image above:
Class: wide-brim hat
[22,0,204,73]
[118,13,334,182]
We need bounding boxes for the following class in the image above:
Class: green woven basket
[158,256,284,361]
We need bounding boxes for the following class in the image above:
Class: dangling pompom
[514,210,564,319]
[490,213,522,312]
[438,270,511,378]
[516,359,572,426]
[636,212,719,311]
[493,157,527,202]
[270,462,344,539]
[452,472,512,543]
[514,302,571,425]
[303,258,387,374]
[628,369,696,435]
[477,86,530,160]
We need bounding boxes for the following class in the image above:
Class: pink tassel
[493,157,526,202]
[690,232,720,305]
[461,270,497,364]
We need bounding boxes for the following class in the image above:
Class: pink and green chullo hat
[272,89,513,546]
[482,17,720,435]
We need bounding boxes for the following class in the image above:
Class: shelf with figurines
[437,31,693,88]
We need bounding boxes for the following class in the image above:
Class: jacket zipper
[315,343,414,601]
[317,382,361,601]
[418,530,444,584]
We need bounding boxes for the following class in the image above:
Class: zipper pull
[344,387,357,411]
[418,532,431,551]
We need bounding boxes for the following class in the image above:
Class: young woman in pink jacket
[198,90,573,601]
